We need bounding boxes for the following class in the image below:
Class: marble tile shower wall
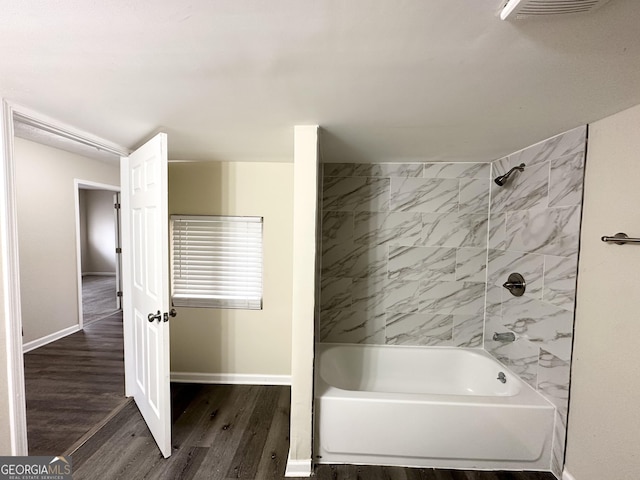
[483,125,586,477]
[319,162,490,347]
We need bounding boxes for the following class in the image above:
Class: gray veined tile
[504,338,539,389]
[538,348,570,412]
[321,242,357,278]
[502,296,573,361]
[459,178,490,214]
[488,212,506,250]
[510,125,586,168]
[505,206,581,257]
[353,163,423,178]
[453,315,483,348]
[487,249,544,300]
[423,162,490,180]
[418,280,485,316]
[323,163,354,178]
[490,161,549,213]
[491,157,510,178]
[349,244,389,278]
[321,211,353,252]
[320,277,352,311]
[549,151,585,207]
[389,177,459,213]
[484,312,508,357]
[485,328,538,388]
[456,247,487,283]
[485,284,503,317]
[319,309,385,344]
[385,312,453,346]
[321,242,356,278]
[388,245,456,282]
[322,176,390,212]
[353,212,422,246]
[422,212,488,248]
[352,275,388,314]
[384,278,421,313]
[543,255,578,311]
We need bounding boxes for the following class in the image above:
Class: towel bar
[601,232,640,245]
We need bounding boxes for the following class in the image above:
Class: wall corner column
[286,125,319,477]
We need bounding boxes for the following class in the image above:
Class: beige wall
[15,138,120,343]
[566,104,640,479]
[81,189,117,274]
[168,161,293,377]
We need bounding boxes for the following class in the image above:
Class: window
[170,215,263,309]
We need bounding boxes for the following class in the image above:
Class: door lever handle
[148,310,162,323]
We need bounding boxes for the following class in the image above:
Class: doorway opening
[4,104,130,455]
[75,182,122,329]
[3,103,176,460]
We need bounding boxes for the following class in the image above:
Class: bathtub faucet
[493,332,516,342]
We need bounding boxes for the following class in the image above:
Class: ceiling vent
[500,0,613,20]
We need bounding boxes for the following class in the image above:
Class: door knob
[163,309,177,322]
[148,310,162,323]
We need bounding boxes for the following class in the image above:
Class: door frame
[0,99,130,454]
[73,180,122,331]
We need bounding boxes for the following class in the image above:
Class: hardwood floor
[24,311,126,455]
[82,275,120,325]
[72,383,557,480]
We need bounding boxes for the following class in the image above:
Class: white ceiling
[1,0,640,163]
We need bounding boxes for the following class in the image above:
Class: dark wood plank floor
[24,311,126,455]
[72,383,556,480]
[82,275,120,325]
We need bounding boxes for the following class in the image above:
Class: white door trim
[1,99,27,455]
[0,99,129,455]
[73,179,121,331]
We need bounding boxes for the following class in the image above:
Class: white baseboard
[563,470,576,480]
[284,457,312,477]
[23,324,81,353]
[170,371,292,385]
[82,272,116,277]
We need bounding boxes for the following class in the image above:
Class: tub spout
[493,332,516,342]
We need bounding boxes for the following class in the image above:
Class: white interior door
[120,133,171,458]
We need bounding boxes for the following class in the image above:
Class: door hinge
[114,203,121,209]
[117,291,123,298]
[116,247,122,254]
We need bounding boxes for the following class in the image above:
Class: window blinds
[170,215,263,309]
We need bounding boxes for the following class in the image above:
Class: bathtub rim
[315,342,555,408]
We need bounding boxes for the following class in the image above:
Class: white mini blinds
[170,215,263,309]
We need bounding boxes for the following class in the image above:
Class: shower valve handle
[502,273,526,297]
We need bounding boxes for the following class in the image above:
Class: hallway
[24,311,126,455]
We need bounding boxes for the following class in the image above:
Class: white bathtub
[314,343,555,471]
